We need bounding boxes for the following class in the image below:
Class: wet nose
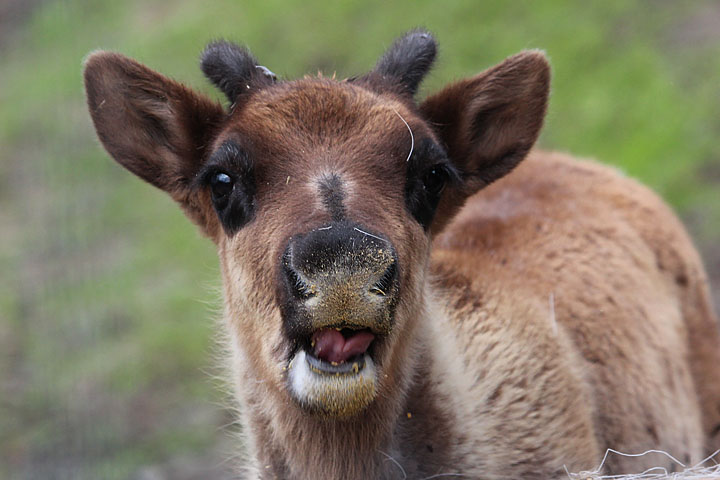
[281,221,398,331]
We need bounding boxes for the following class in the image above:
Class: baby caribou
[84,30,720,479]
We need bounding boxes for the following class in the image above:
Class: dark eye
[210,172,234,205]
[422,166,448,197]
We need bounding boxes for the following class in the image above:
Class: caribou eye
[210,172,234,206]
[404,140,456,229]
[196,141,256,235]
[422,166,448,197]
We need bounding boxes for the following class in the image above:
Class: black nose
[280,221,399,334]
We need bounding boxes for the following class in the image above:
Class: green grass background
[1,1,719,478]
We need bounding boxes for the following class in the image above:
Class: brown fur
[84,35,720,479]
[433,151,720,475]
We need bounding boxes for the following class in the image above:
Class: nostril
[370,261,397,297]
[283,256,316,300]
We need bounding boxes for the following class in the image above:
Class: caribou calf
[84,30,720,479]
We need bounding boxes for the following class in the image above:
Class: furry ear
[421,50,550,232]
[364,29,437,96]
[84,51,226,237]
[200,41,276,104]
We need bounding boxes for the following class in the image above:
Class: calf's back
[432,150,720,474]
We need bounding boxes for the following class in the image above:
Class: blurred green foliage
[1,1,719,478]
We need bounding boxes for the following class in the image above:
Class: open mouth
[306,327,376,375]
[286,325,382,416]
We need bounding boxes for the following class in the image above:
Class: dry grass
[568,449,720,480]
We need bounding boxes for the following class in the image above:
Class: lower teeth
[306,351,365,375]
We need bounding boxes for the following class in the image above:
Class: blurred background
[1,1,719,479]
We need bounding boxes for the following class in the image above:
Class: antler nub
[372,29,437,95]
[201,41,275,103]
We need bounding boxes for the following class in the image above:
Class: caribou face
[200,77,453,416]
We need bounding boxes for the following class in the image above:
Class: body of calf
[84,30,720,479]
[431,151,719,477]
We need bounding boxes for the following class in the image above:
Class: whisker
[379,450,407,480]
[392,107,414,162]
[354,227,386,243]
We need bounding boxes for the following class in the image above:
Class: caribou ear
[421,50,550,233]
[363,29,437,95]
[201,40,276,104]
[84,51,225,238]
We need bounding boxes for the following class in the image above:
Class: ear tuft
[373,28,437,95]
[200,41,275,103]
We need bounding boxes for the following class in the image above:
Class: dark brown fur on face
[84,30,720,479]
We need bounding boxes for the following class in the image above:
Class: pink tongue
[312,328,375,364]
